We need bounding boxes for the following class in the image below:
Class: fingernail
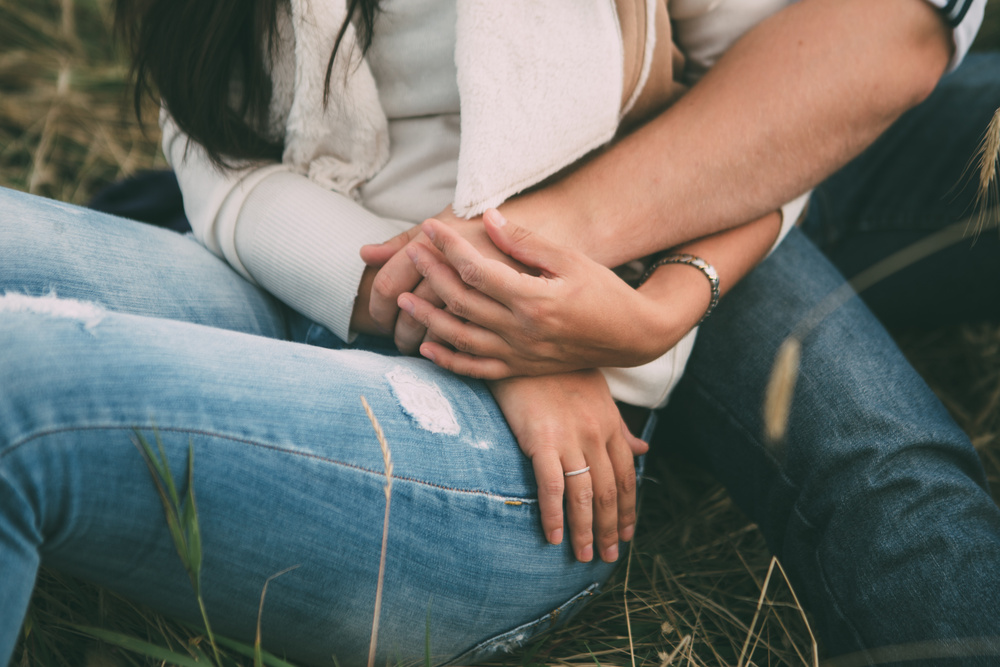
[603,543,619,563]
[621,524,635,542]
[549,528,563,545]
[420,346,436,362]
[423,223,437,241]
[488,209,508,227]
[398,295,415,316]
[580,544,593,562]
[405,245,419,262]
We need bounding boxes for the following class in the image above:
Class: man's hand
[397,211,680,378]
[360,207,531,353]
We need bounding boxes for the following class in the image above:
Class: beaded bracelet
[637,253,720,325]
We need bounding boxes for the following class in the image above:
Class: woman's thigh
[656,230,1000,661]
[0,305,612,666]
[0,186,288,337]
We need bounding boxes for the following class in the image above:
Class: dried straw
[361,396,394,667]
[974,107,1000,234]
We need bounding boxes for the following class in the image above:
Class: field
[2,1,999,666]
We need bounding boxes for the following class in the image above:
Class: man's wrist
[499,179,605,260]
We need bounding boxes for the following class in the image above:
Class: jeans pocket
[446,582,602,666]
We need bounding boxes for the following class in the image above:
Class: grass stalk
[974,106,1000,234]
[765,213,1000,444]
[361,396,394,667]
[622,541,637,667]
[132,430,223,667]
[256,566,301,667]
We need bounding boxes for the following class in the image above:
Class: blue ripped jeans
[0,190,617,665]
[2,55,999,667]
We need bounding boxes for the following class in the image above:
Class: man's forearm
[504,0,952,267]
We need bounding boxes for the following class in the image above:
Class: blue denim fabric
[656,54,1000,664]
[0,188,616,666]
[3,53,999,667]
[803,53,1000,328]
[658,230,1000,664]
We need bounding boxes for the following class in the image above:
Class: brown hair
[114,0,381,168]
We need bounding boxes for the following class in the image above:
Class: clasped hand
[365,209,677,379]
[361,209,663,561]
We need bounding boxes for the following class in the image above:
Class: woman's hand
[396,210,695,379]
[360,208,531,354]
[488,370,649,562]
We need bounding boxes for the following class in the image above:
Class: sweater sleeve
[160,110,411,342]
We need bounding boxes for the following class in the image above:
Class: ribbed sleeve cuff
[234,171,412,342]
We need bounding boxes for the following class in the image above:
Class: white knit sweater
[162,0,982,408]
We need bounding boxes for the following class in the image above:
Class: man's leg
[803,52,1000,327]
[657,229,1000,663]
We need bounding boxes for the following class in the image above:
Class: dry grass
[0,0,164,206]
[3,0,1000,666]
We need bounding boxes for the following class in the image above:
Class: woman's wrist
[350,265,387,336]
[635,261,714,353]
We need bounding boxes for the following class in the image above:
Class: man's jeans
[2,56,999,667]
[657,53,1000,663]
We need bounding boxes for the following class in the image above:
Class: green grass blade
[132,431,171,501]
[154,429,182,508]
[183,440,203,586]
[68,624,203,667]
[133,432,189,566]
[586,644,602,667]
[212,634,302,667]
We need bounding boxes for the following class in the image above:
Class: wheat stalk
[763,212,1000,446]
[974,106,1000,234]
[361,396,393,667]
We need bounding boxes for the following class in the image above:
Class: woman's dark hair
[114,0,380,167]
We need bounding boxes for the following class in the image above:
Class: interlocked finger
[406,243,511,330]
[422,219,531,305]
[399,293,507,356]
[394,278,443,354]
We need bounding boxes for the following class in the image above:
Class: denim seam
[2,424,537,503]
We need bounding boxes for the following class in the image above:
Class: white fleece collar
[279,0,390,199]
[278,0,632,215]
[452,0,626,216]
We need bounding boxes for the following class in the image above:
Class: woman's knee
[0,187,287,335]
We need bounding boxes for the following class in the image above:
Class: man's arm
[503,0,956,267]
